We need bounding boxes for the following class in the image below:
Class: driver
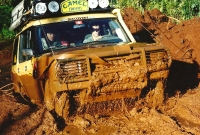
[83,22,102,43]
[41,29,69,50]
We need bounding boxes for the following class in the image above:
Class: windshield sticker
[67,16,88,21]
[61,0,89,13]
[75,20,83,24]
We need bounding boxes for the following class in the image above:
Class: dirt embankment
[123,8,200,64]
[0,8,200,134]
[123,8,200,96]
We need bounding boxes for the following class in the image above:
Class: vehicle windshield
[35,18,130,54]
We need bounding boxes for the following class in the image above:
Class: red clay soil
[123,8,200,64]
[0,7,200,135]
[123,8,200,96]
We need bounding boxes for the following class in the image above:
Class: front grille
[56,59,88,83]
[89,52,146,94]
[94,53,142,72]
[55,53,142,83]
[145,49,170,72]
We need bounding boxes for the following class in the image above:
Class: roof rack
[9,0,115,31]
[9,0,25,31]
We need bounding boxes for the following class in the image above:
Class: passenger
[83,22,103,43]
[41,29,69,50]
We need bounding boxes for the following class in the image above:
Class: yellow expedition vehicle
[10,0,171,128]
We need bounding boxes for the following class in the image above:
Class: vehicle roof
[21,12,117,31]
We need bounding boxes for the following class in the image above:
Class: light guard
[88,0,98,9]
[48,1,59,13]
[99,0,109,8]
[35,2,47,14]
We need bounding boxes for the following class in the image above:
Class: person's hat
[45,29,55,33]
[43,27,55,33]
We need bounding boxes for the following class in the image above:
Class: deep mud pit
[0,8,200,134]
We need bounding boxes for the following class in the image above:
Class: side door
[11,29,43,104]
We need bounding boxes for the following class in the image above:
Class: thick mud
[0,8,200,134]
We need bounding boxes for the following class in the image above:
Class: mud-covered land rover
[10,0,171,126]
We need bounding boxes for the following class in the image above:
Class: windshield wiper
[82,41,117,47]
[42,46,68,53]
[84,41,110,45]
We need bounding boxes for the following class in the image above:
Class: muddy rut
[0,8,200,134]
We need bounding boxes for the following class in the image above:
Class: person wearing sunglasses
[83,22,103,43]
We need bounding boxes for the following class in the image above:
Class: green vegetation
[0,5,15,42]
[114,0,200,20]
[0,0,199,42]
[0,0,18,42]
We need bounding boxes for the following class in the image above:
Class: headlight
[88,0,98,9]
[35,3,47,14]
[48,1,59,13]
[99,0,109,8]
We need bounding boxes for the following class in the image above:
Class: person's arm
[41,38,48,50]
[83,36,93,43]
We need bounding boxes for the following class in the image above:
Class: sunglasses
[91,28,100,32]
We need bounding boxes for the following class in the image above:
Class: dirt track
[0,8,200,134]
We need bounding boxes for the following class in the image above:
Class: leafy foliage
[0,27,16,41]
[0,0,18,6]
[116,0,200,20]
[0,5,15,41]
[0,5,12,28]
[0,0,19,41]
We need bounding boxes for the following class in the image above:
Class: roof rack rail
[9,0,115,31]
[9,0,25,31]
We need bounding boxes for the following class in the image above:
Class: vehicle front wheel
[55,92,69,121]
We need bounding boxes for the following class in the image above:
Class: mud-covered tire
[145,81,165,108]
[55,92,69,121]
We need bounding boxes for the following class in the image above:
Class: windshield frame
[35,17,131,54]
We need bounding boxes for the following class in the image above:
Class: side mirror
[22,49,34,57]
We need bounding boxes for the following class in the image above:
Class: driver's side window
[19,30,34,63]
